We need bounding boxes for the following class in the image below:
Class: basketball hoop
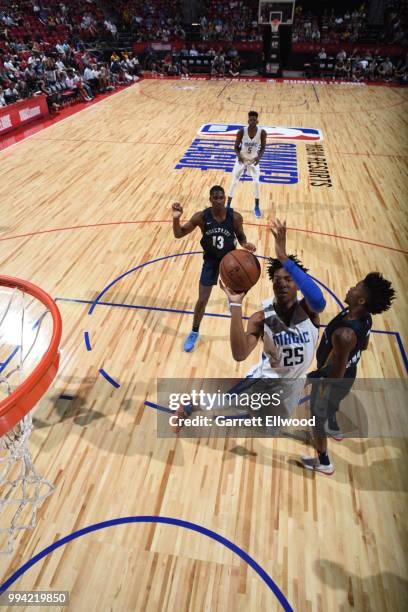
[271,19,281,33]
[0,276,62,553]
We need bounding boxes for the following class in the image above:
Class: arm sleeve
[283,258,326,313]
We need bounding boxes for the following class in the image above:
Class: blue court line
[0,346,20,375]
[395,332,408,372]
[0,516,292,611]
[56,295,405,341]
[85,251,345,314]
[55,251,406,390]
[88,251,203,315]
[99,369,120,388]
[84,331,92,351]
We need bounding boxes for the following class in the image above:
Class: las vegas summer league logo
[175,124,332,187]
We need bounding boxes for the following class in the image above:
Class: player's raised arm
[172,203,202,238]
[234,128,244,163]
[219,280,263,361]
[270,219,326,315]
[232,211,256,252]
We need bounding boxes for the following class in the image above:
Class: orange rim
[0,276,62,436]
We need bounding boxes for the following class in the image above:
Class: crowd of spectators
[199,0,261,42]
[0,1,143,110]
[113,0,186,42]
[1,0,408,111]
[143,44,242,78]
[309,48,408,83]
[110,0,261,43]
[0,43,140,110]
[293,2,408,45]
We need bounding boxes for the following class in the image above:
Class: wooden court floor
[0,79,407,611]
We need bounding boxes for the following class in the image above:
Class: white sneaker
[324,420,344,441]
[301,455,335,475]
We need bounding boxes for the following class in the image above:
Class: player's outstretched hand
[219,279,246,304]
[172,202,183,218]
[242,242,256,253]
[270,218,287,262]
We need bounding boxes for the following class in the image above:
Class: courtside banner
[198,124,323,141]
[155,378,408,438]
[0,95,49,136]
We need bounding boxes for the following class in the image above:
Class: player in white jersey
[227,111,266,219]
[171,220,326,431]
[220,219,326,416]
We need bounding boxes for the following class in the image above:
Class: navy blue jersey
[200,207,237,260]
[316,309,372,378]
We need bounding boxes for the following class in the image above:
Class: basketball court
[0,77,407,610]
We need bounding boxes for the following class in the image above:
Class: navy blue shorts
[200,257,221,286]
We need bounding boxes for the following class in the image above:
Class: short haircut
[362,272,395,314]
[209,185,225,196]
[267,255,308,280]
[248,110,258,118]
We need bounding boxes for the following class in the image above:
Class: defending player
[227,111,266,219]
[301,273,395,475]
[172,185,256,352]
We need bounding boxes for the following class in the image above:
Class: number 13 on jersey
[212,235,225,249]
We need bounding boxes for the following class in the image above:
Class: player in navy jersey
[302,272,395,475]
[172,185,256,352]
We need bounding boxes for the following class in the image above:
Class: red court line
[1,220,407,255]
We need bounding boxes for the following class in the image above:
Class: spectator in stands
[367,58,378,81]
[378,57,394,81]
[83,64,100,93]
[65,70,92,101]
[98,64,115,91]
[189,45,199,57]
[334,58,348,79]
[3,82,19,104]
[318,48,327,60]
[123,52,140,78]
[336,49,347,62]
[211,52,225,77]
[3,56,18,75]
[104,19,118,39]
[351,61,365,82]
[0,87,6,107]
[37,79,61,112]
[311,24,320,42]
[229,56,240,77]
[395,53,408,81]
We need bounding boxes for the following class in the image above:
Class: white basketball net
[0,286,54,554]
[271,19,280,33]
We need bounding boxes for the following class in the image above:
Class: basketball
[220,249,261,293]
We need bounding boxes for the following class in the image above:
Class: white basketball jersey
[247,298,319,379]
[240,126,262,162]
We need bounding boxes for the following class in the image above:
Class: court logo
[175,138,298,184]
[198,124,323,142]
